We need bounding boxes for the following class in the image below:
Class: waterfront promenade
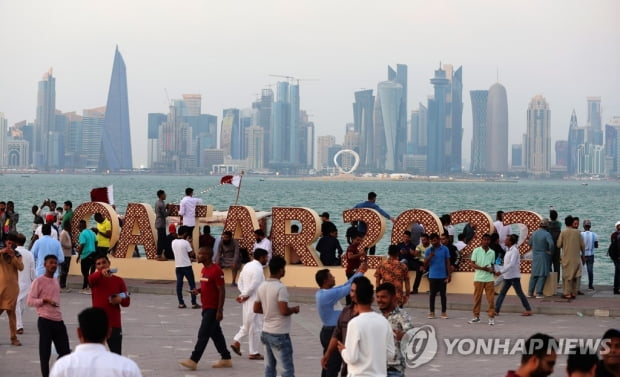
[0,276,617,377]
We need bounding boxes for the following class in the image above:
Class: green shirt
[471,246,495,282]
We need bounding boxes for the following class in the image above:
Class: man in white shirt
[172,226,198,309]
[50,307,142,377]
[494,211,512,252]
[337,275,395,377]
[494,234,532,316]
[253,229,272,262]
[254,256,300,377]
[231,248,269,360]
[178,188,203,236]
[16,233,35,334]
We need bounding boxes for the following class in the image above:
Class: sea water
[2,174,617,285]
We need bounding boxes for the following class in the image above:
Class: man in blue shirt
[315,264,367,377]
[580,220,598,291]
[424,233,451,319]
[32,224,64,278]
[353,192,394,255]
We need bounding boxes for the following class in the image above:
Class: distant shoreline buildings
[1,53,619,178]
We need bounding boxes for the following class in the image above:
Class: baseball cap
[168,223,176,233]
[45,214,56,222]
[320,212,330,218]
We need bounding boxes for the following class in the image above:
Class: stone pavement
[0,276,617,377]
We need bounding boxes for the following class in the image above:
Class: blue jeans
[584,256,594,288]
[261,332,294,377]
[495,278,531,313]
[387,370,405,377]
[176,266,197,306]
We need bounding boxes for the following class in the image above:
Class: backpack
[609,233,620,261]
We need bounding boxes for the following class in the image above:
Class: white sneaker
[79,289,91,295]
[468,317,480,324]
[488,318,495,326]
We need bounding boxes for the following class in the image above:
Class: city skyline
[0,0,618,169]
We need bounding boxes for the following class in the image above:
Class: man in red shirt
[179,247,232,371]
[89,255,130,355]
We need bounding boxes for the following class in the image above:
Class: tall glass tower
[34,69,56,170]
[352,89,375,168]
[470,90,488,173]
[486,83,509,173]
[99,46,133,171]
[525,95,551,176]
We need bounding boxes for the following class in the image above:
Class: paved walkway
[0,276,617,377]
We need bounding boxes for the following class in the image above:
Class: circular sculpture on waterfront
[333,149,360,174]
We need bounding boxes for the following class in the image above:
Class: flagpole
[234,171,244,205]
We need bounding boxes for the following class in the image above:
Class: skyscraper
[82,107,106,169]
[34,68,56,170]
[253,88,273,167]
[270,81,300,171]
[525,95,551,176]
[605,117,620,177]
[0,113,6,167]
[486,83,509,173]
[567,110,584,175]
[376,80,403,171]
[220,108,243,159]
[317,135,336,169]
[470,90,488,173]
[388,64,408,169]
[99,47,133,171]
[245,126,264,169]
[587,97,603,145]
[410,103,427,156]
[352,89,375,169]
[555,140,568,167]
[427,64,463,174]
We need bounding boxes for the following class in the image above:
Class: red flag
[220,175,234,185]
[90,185,114,204]
[220,175,241,187]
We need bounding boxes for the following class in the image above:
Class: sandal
[230,342,242,356]
[16,328,23,335]
[191,304,200,309]
[10,337,21,346]
[521,311,532,316]
[249,353,264,360]
[563,295,573,299]
[178,304,187,309]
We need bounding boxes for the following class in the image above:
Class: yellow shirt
[96,218,111,248]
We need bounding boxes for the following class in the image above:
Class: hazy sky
[1,0,618,168]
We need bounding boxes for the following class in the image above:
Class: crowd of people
[0,198,139,376]
[1,190,620,377]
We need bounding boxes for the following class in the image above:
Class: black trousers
[80,255,95,289]
[157,227,166,256]
[38,317,71,377]
[428,278,447,313]
[320,326,341,377]
[58,256,71,288]
[190,308,231,363]
[108,327,123,355]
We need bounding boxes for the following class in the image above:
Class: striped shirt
[580,230,598,257]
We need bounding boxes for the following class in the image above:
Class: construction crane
[268,74,319,85]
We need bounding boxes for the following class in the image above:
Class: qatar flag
[220,175,241,187]
[90,185,115,204]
